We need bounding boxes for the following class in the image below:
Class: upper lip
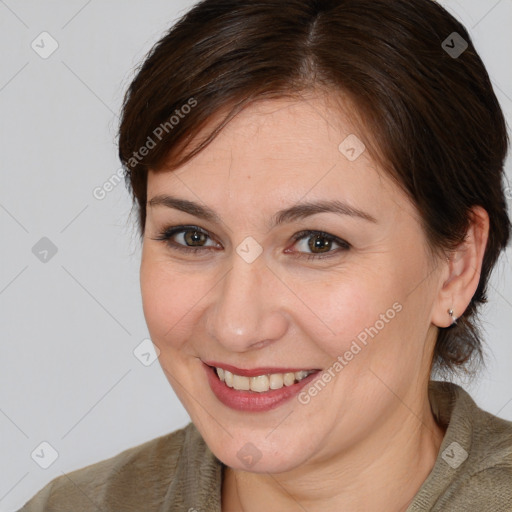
[204,361,320,377]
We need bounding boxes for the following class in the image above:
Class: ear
[431,206,489,328]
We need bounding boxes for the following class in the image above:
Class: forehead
[147,96,415,224]
[174,95,359,167]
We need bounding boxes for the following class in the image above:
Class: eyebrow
[147,194,377,228]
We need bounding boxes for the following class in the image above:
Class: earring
[447,308,457,325]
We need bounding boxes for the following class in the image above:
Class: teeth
[283,372,295,386]
[233,374,250,391]
[294,370,309,380]
[224,370,234,388]
[269,373,284,389]
[250,375,269,392]
[215,367,315,393]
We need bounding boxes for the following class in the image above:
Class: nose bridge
[207,251,287,351]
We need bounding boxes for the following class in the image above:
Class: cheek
[140,256,209,347]
[294,269,395,355]
[294,259,418,373]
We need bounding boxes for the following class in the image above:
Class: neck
[222,392,445,512]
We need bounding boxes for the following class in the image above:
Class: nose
[206,249,288,352]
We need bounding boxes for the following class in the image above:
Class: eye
[151,225,220,253]
[152,225,350,260]
[287,230,351,260]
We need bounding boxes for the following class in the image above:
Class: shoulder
[473,405,512,460]
[436,437,512,512]
[451,382,512,475]
[418,381,512,511]
[429,380,512,468]
[17,422,203,512]
[462,398,512,506]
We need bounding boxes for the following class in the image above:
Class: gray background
[0,1,511,510]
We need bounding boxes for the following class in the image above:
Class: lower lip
[203,363,320,412]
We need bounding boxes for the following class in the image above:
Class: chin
[201,426,314,474]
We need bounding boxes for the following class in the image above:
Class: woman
[19,0,512,510]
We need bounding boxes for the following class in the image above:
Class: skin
[140,93,489,511]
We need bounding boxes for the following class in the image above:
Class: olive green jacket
[18,381,512,511]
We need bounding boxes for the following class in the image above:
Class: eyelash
[151,225,351,260]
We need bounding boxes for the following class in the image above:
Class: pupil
[185,230,205,246]
[309,235,331,253]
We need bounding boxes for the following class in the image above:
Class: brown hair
[118,0,511,375]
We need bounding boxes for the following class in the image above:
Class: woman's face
[141,95,444,473]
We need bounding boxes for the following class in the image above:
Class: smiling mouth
[207,364,320,393]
